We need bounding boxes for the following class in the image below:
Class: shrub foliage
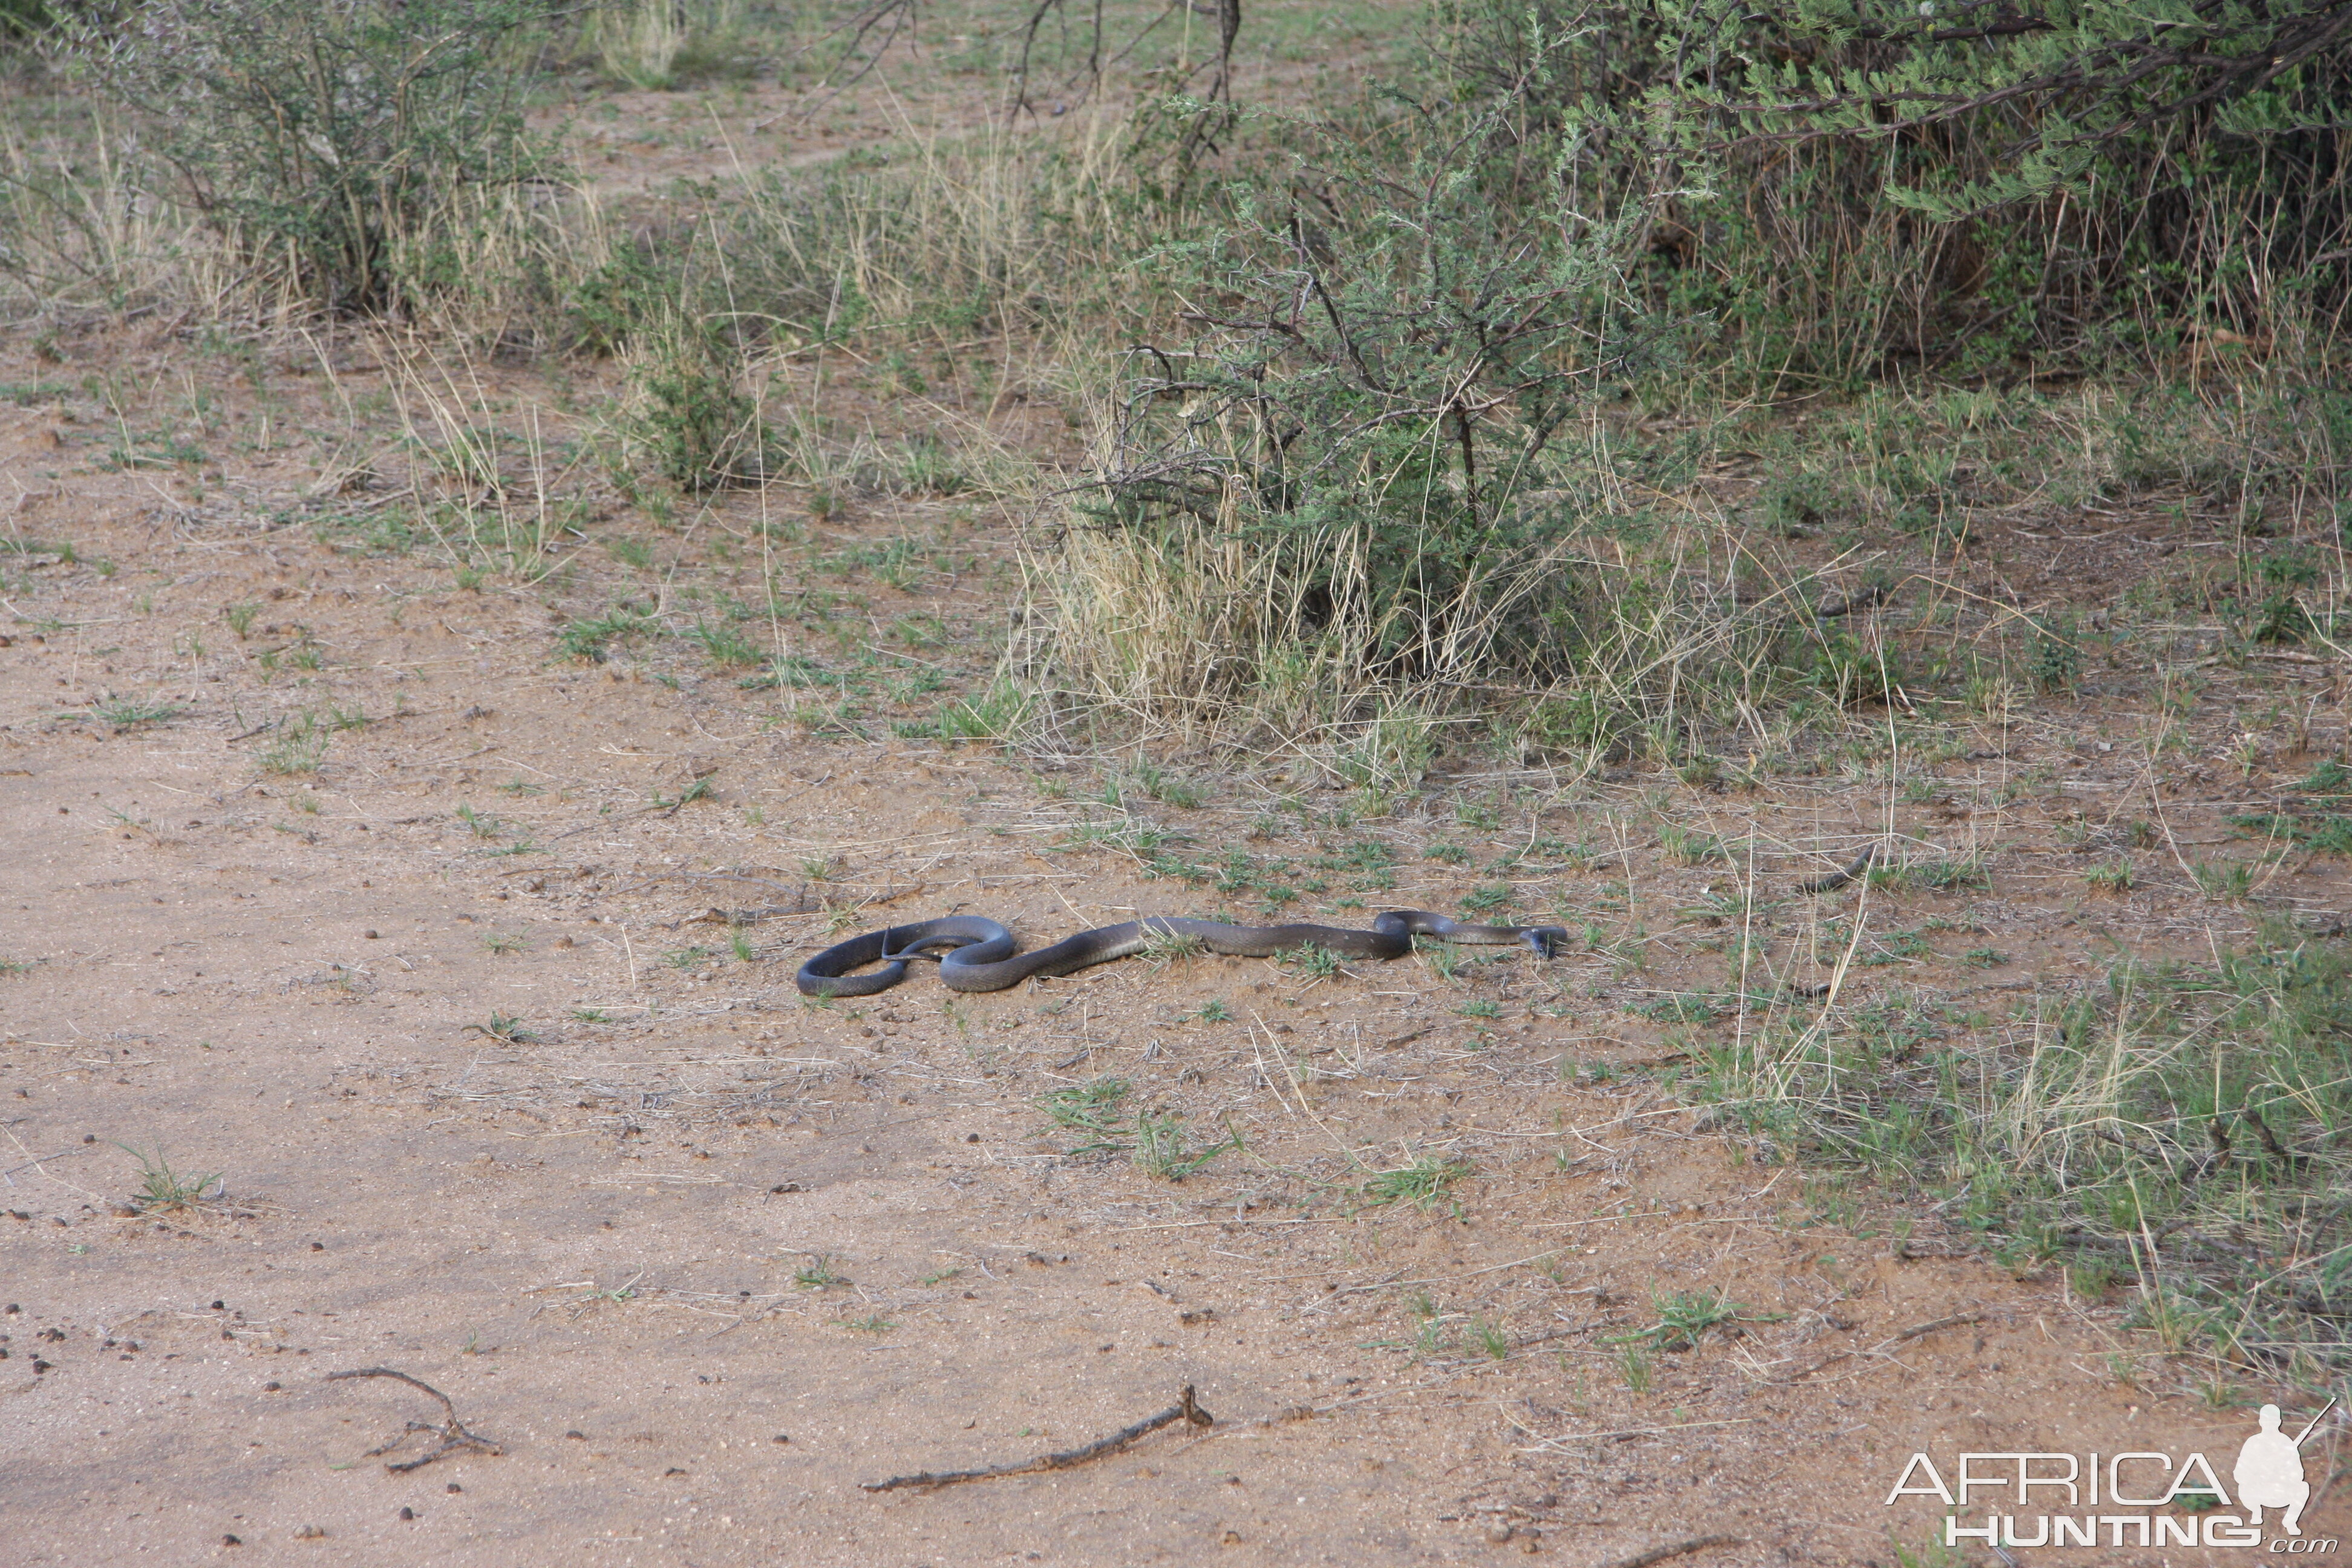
[74,0,543,314]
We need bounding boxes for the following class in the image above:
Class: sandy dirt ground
[5,73,2352,1568]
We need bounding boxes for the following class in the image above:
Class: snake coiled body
[796,911,1569,998]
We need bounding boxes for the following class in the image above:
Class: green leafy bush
[76,0,544,314]
[631,321,765,491]
[1039,56,1673,745]
[1437,0,2352,381]
[1,0,48,42]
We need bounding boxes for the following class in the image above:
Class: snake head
[1524,926,1570,959]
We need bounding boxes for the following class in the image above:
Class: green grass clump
[258,712,331,775]
[557,606,660,664]
[794,1256,849,1290]
[82,697,184,730]
[1036,1075,1133,1154]
[114,1144,224,1212]
[1361,1156,1472,1212]
[2230,765,2352,854]
[1889,854,1991,892]
[685,618,762,668]
[1702,927,2352,1371]
[1035,1076,1235,1178]
[1607,1289,1773,1351]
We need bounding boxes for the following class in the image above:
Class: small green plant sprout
[918,1267,963,1287]
[258,713,328,776]
[497,777,543,797]
[571,1275,643,1313]
[686,618,762,668]
[2196,1374,2242,1412]
[1677,753,1725,789]
[2085,858,2133,894]
[455,803,500,838]
[2030,618,2083,694]
[1361,1155,1472,1212]
[87,697,185,730]
[1607,1289,1772,1352]
[468,1012,537,1043]
[648,775,714,811]
[1469,1318,1512,1361]
[114,1144,224,1212]
[794,1256,849,1290]
[1658,822,1724,868]
[570,1008,612,1023]
[1962,947,2010,969]
[730,929,756,963]
[2193,860,2256,902]
[557,606,660,663]
[1134,763,1204,808]
[1425,841,1471,864]
[1192,998,1233,1024]
[1618,1343,1655,1393]
[1456,998,1501,1019]
[224,603,260,638]
[1892,853,1991,892]
[1036,1076,1135,1155]
[1420,941,1466,983]
[483,932,526,955]
[1132,1111,1243,1181]
[844,1315,897,1333]
[800,854,834,881]
[1460,883,1512,915]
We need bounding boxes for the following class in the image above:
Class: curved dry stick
[327,1367,503,1473]
[1595,1538,1741,1568]
[863,1385,1214,1492]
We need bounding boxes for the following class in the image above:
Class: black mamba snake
[796,911,1570,998]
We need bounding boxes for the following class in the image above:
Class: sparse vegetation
[1035,1075,1237,1178]
[81,696,182,730]
[1700,927,2352,1371]
[794,1256,849,1291]
[1361,1156,1472,1213]
[115,1143,224,1212]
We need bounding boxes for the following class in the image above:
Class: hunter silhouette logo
[2237,1402,2321,1537]
[1884,1398,2340,1551]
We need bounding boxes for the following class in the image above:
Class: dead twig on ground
[1778,1308,1986,1383]
[607,869,818,901]
[0,1145,96,1181]
[327,1367,503,1472]
[1595,1538,1741,1568]
[861,1385,1214,1492]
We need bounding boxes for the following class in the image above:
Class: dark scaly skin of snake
[796,911,1569,998]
